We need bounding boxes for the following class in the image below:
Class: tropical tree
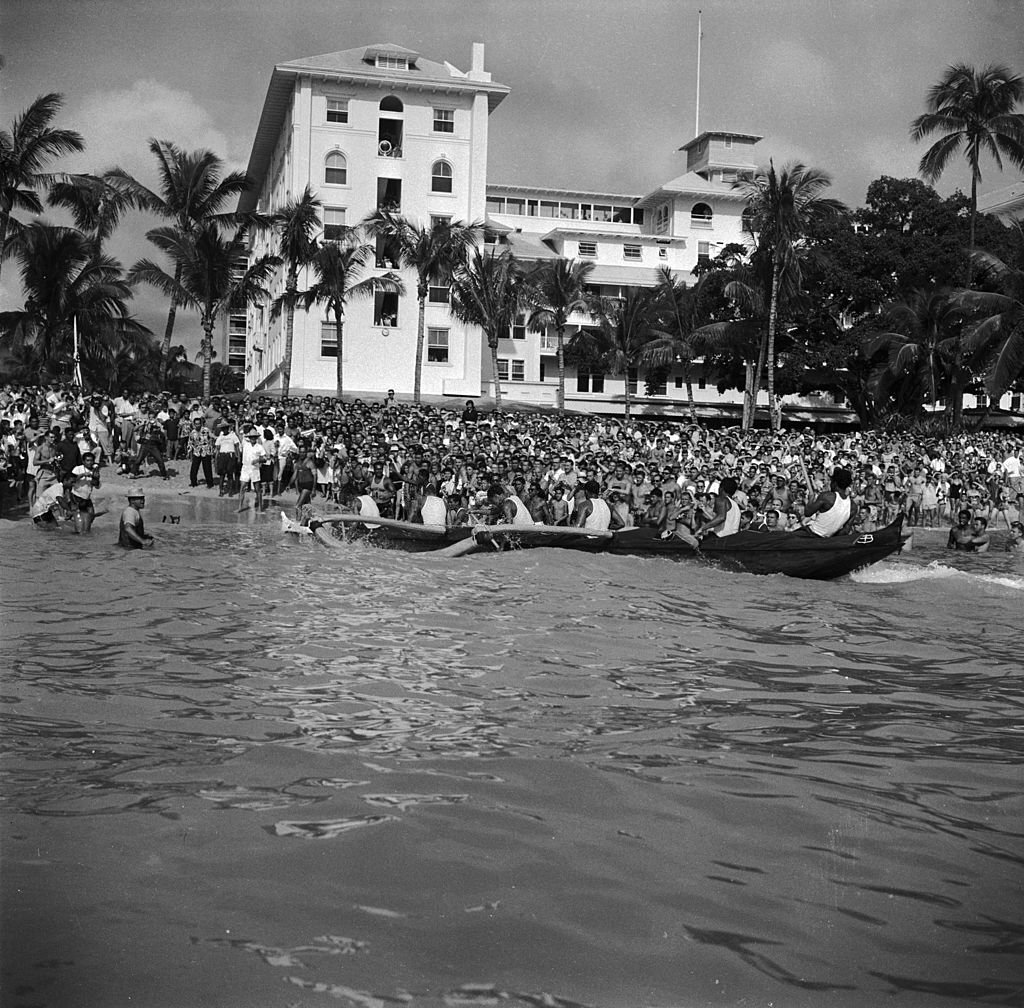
[107,140,253,379]
[959,244,1024,397]
[590,286,662,421]
[736,161,846,429]
[450,248,528,408]
[0,93,84,284]
[867,288,965,422]
[911,63,1024,280]
[365,210,480,403]
[47,173,135,254]
[301,232,404,397]
[128,223,277,397]
[0,221,149,386]
[269,185,321,398]
[643,267,709,421]
[526,257,595,412]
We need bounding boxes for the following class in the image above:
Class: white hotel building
[238,42,846,419]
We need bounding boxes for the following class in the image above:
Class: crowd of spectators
[1,382,1021,541]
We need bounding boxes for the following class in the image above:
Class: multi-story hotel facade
[246,42,1009,421]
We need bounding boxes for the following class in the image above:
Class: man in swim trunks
[947,510,975,551]
[119,492,154,549]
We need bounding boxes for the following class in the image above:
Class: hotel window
[430,214,451,230]
[511,314,526,340]
[697,241,711,266]
[612,206,631,223]
[592,204,613,222]
[376,55,409,71]
[325,152,347,186]
[691,202,713,228]
[320,321,338,357]
[506,197,525,215]
[576,370,605,393]
[623,244,642,261]
[655,204,670,234]
[374,288,399,326]
[427,327,449,363]
[674,376,684,389]
[433,108,455,133]
[511,359,525,382]
[539,200,558,218]
[742,207,755,233]
[326,99,348,124]
[648,373,667,396]
[558,202,579,220]
[486,196,505,214]
[724,136,733,148]
[496,358,509,381]
[431,160,453,193]
[428,284,449,304]
[323,207,347,241]
[578,241,597,258]
[498,358,524,381]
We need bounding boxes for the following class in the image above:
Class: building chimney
[472,42,485,72]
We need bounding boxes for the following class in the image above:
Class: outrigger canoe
[285,511,907,580]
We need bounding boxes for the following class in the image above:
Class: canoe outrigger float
[283,511,907,580]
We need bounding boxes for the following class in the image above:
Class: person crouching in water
[800,468,858,537]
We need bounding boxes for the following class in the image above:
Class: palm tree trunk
[335,307,344,398]
[684,364,696,422]
[967,172,978,288]
[158,262,182,384]
[556,325,566,412]
[766,257,782,432]
[742,359,755,429]
[414,286,427,404]
[623,369,632,421]
[201,318,214,398]
[490,338,503,407]
[281,270,297,399]
[0,212,9,286]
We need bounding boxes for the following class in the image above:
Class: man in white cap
[119,491,154,549]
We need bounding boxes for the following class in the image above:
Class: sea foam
[852,560,1024,591]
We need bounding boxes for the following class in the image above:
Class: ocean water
[2,515,1022,1008]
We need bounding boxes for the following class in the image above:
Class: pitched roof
[637,171,749,207]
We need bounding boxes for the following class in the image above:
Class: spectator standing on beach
[129,412,169,480]
[163,409,181,461]
[214,421,240,496]
[186,418,215,489]
[87,393,114,462]
[238,430,266,512]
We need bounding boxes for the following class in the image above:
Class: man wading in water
[119,492,154,549]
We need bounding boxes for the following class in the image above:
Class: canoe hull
[303,514,906,579]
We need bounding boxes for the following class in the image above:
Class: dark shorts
[259,463,275,482]
[216,453,235,476]
[71,494,94,514]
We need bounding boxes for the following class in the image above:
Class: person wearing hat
[119,491,154,549]
[238,428,267,512]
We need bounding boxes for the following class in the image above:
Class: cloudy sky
[3,0,1022,357]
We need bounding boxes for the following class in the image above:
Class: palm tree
[269,185,321,398]
[959,245,1024,397]
[643,267,707,422]
[867,288,964,422]
[0,93,84,284]
[128,224,277,397]
[106,140,253,380]
[736,161,846,430]
[591,286,662,421]
[365,210,480,403]
[47,173,136,254]
[526,257,595,412]
[301,232,404,397]
[0,221,149,386]
[450,248,528,408]
[911,63,1024,280]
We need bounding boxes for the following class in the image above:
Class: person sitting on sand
[118,492,154,549]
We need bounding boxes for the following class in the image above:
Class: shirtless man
[571,480,620,531]
[947,510,975,551]
[1006,520,1024,555]
[969,516,991,554]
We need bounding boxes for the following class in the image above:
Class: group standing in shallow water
[2,382,1021,553]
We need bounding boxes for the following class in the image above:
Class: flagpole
[695,9,703,138]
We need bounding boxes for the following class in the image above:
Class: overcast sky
[3,0,1023,357]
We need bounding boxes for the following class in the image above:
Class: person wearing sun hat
[118,490,154,549]
[238,428,266,513]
